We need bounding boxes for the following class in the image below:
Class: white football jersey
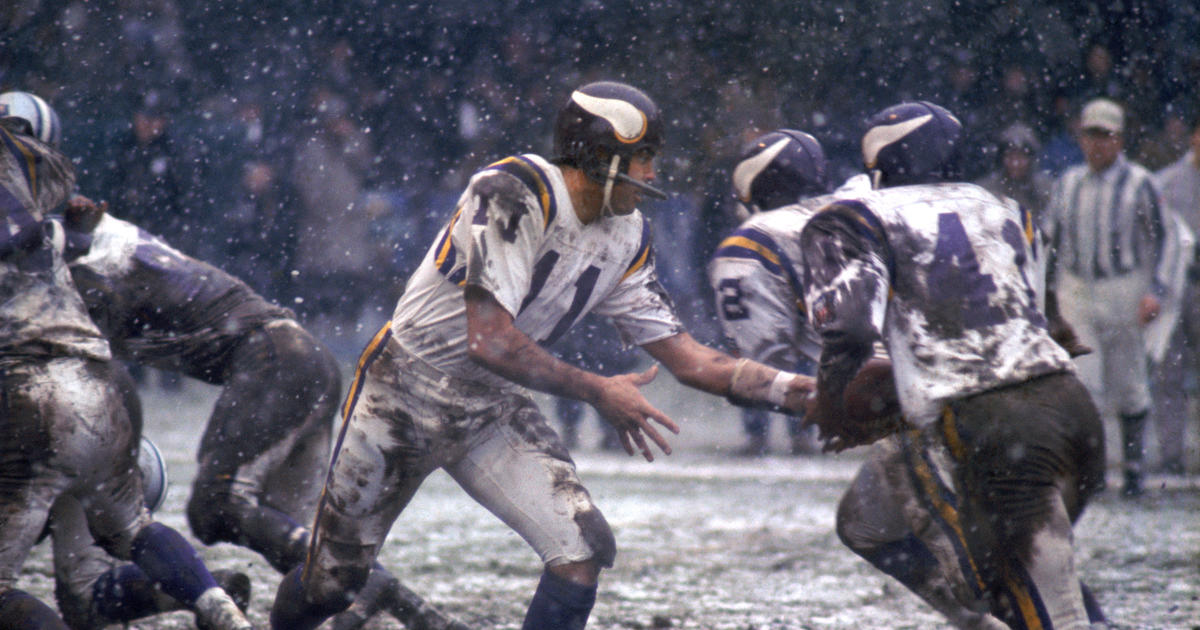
[801,182,1073,423]
[391,154,683,388]
[707,202,825,372]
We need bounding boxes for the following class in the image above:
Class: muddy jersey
[800,182,1073,424]
[67,213,293,373]
[707,199,830,371]
[0,120,109,360]
[391,153,683,388]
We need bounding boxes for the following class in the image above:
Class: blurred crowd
[3,0,1199,359]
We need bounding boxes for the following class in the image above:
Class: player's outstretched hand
[594,364,679,462]
[64,194,107,233]
[780,373,816,415]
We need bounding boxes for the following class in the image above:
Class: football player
[49,431,253,629]
[7,90,464,630]
[707,128,868,456]
[0,91,251,630]
[801,101,1107,629]
[270,80,814,630]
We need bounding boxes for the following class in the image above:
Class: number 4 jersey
[390,153,683,388]
[800,182,1074,424]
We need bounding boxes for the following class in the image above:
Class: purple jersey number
[927,212,1006,329]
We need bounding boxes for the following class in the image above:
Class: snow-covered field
[17,373,1200,630]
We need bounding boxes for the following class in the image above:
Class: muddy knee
[836,458,908,555]
[576,507,616,569]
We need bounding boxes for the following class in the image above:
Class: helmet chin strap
[600,154,621,217]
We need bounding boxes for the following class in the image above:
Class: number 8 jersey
[391,153,683,388]
[800,182,1074,424]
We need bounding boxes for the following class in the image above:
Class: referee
[1045,97,1172,497]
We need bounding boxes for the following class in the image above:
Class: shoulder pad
[481,155,558,227]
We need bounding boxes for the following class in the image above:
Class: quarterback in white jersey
[802,102,1105,630]
[272,81,814,630]
[392,153,683,386]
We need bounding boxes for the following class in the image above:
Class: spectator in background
[1045,98,1171,497]
[1151,110,1200,476]
[223,159,291,301]
[1041,91,1086,176]
[936,49,989,179]
[1079,39,1126,102]
[291,87,375,353]
[1135,105,1192,172]
[994,62,1044,131]
[975,122,1055,226]
[105,90,198,390]
[106,90,195,253]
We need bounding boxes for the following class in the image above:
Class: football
[842,358,901,422]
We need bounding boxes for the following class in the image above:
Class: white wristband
[767,370,794,407]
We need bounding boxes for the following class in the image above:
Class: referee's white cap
[1080,98,1124,134]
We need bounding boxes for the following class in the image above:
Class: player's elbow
[465,334,496,367]
[465,328,513,372]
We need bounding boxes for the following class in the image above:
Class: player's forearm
[643,333,809,410]
[466,324,605,403]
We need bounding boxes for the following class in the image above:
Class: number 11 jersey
[391,153,683,389]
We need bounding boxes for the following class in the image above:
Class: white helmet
[0,91,62,147]
[138,436,169,512]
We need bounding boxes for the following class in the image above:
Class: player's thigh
[64,368,148,556]
[446,400,614,569]
[316,398,436,557]
[950,373,1103,535]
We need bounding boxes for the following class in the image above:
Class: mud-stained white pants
[303,334,613,604]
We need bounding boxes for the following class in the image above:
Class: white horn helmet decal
[571,90,648,143]
[861,113,931,168]
[732,137,790,202]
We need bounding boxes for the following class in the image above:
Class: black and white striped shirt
[1046,154,1168,293]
